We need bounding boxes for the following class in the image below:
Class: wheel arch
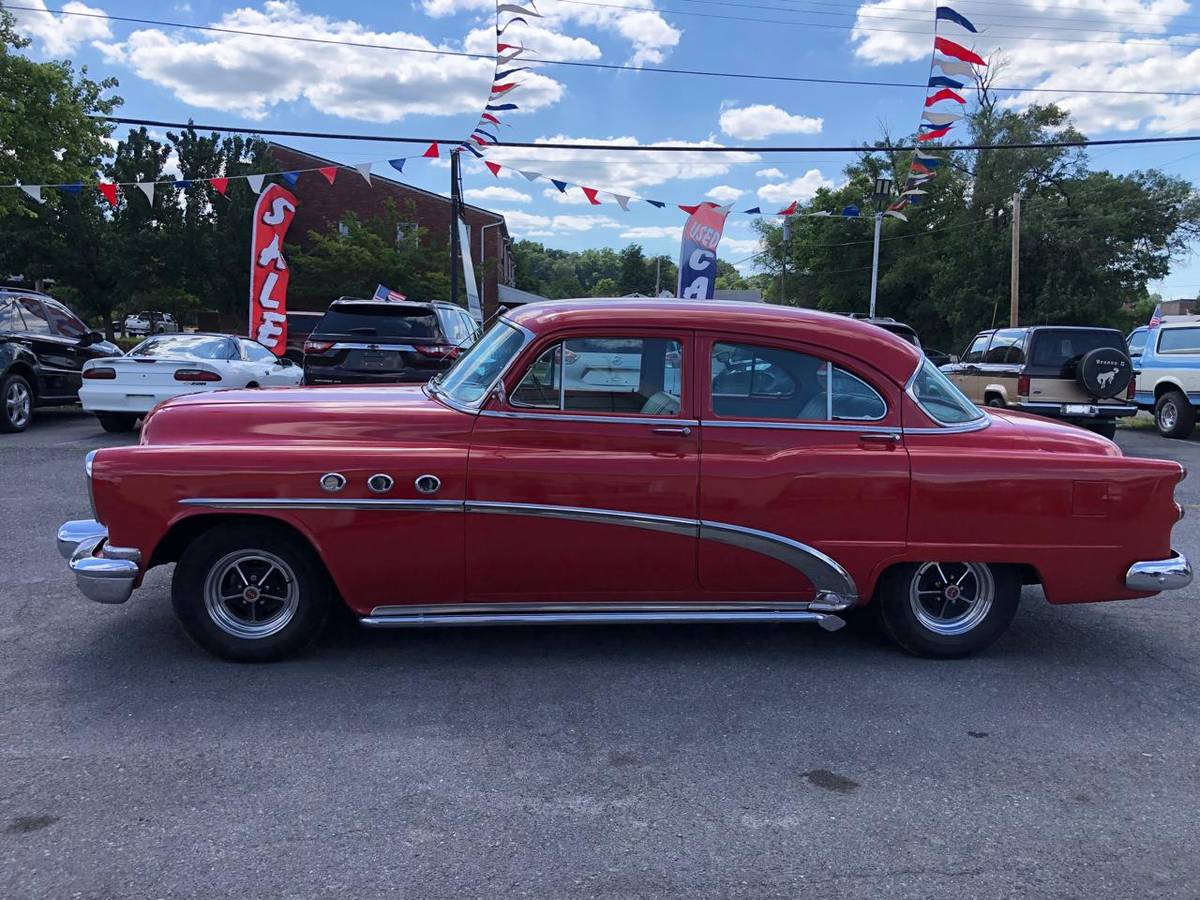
[866,559,1041,604]
[983,384,1009,405]
[1153,378,1186,401]
[4,359,39,400]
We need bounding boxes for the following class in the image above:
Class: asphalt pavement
[2,409,1199,899]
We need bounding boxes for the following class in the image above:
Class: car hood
[140,383,468,446]
[986,408,1123,456]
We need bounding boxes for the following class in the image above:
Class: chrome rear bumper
[1126,551,1193,592]
[57,519,141,605]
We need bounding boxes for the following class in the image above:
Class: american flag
[1149,303,1163,328]
[372,284,407,302]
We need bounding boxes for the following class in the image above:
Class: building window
[337,221,350,237]
[396,222,418,245]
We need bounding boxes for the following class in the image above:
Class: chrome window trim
[509,341,563,411]
[480,410,701,427]
[830,366,888,422]
[903,361,990,431]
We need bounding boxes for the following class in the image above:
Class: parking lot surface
[3,410,1200,898]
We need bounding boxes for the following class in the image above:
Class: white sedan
[80,333,304,432]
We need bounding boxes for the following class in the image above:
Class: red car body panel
[85,300,1184,616]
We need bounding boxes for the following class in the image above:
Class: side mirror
[78,331,103,347]
[490,379,508,408]
[277,356,295,368]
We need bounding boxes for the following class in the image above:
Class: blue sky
[10,0,1200,300]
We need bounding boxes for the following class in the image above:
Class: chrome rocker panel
[1126,551,1193,592]
[363,602,846,632]
[58,519,141,605]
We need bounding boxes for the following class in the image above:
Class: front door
[697,334,910,603]
[466,329,699,602]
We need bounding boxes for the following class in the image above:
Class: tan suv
[941,326,1136,439]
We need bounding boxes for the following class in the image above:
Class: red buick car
[57,300,1191,662]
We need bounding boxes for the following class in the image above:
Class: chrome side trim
[480,410,700,427]
[370,601,822,615]
[465,500,698,539]
[698,520,858,609]
[362,608,845,632]
[701,419,898,434]
[1126,551,1193,592]
[329,342,417,351]
[179,498,464,512]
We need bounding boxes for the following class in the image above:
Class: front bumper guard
[1126,551,1193,593]
[57,519,140,605]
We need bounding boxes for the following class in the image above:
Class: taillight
[1017,374,1030,398]
[414,345,452,358]
[1126,375,1136,400]
[83,367,116,380]
[304,340,333,354]
[174,368,221,382]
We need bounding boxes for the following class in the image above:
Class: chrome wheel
[6,380,31,429]
[1160,400,1178,431]
[203,549,299,640]
[908,562,994,636]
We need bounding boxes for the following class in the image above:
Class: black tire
[1087,421,1118,440]
[96,412,139,433]
[0,373,34,433]
[1155,390,1196,439]
[985,395,1005,408]
[876,562,1020,659]
[171,522,333,662]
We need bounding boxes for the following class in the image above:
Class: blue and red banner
[677,203,730,300]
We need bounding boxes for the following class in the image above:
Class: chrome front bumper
[56,519,141,605]
[1126,551,1193,593]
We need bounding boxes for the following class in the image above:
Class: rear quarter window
[1156,327,1200,354]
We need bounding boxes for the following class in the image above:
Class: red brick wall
[270,144,512,319]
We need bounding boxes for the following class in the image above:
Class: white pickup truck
[1129,316,1200,437]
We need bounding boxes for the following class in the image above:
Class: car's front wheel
[172,523,333,662]
[876,562,1020,658]
[96,412,139,433]
[1155,390,1196,439]
[1,373,33,433]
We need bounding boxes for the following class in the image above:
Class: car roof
[505,298,924,385]
[327,297,445,311]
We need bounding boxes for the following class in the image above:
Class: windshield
[909,360,985,425]
[435,320,527,406]
[128,334,237,360]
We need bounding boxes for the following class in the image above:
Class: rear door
[978,328,1025,405]
[698,334,909,602]
[15,298,79,400]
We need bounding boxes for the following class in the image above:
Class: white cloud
[11,1,112,55]
[720,237,762,257]
[498,210,623,236]
[755,167,786,179]
[850,0,1200,135]
[756,169,838,205]
[95,1,562,121]
[463,186,531,203]
[705,185,745,203]
[434,0,680,67]
[620,226,682,240]
[463,23,601,62]
[486,135,760,192]
[719,104,823,140]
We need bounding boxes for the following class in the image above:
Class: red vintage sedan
[57,300,1191,662]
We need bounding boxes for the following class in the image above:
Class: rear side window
[1157,327,1200,354]
[44,301,88,338]
[436,308,473,346]
[287,314,321,337]
[1029,329,1124,367]
[316,305,439,340]
[983,329,1026,364]
[961,334,989,364]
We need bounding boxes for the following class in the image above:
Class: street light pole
[868,176,895,319]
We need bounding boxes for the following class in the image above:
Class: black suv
[0,290,121,432]
[941,326,1135,438]
[303,297,479,385]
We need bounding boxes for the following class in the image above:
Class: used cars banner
[249,184,299,354]
[676,202,729,300]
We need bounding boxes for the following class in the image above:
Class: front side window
[711,342,886,422]
[510,336,683,416]
[435,320,527,406]
[1157,327,1200,355]
[983,329,1026,365]
[909,360,985,425]
[961,334,990,364]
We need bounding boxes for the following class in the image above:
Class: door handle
[652,425,692,436]
[859,432,901,448]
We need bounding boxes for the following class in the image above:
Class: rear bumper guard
[56,519,141,605]
[1126,551,1193,592]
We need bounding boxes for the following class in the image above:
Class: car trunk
[103,357,224,386]
[307,304,452,380]
[1025,328,1129,404]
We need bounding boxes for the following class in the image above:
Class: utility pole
[1009,192,1021,327]
[450,149,462,308]
[868,176,894,319]
[654,256,661,295]
[781,217,791,305]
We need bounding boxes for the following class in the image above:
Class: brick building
[268,143,514,318]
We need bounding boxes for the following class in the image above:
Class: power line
[96,118,1200,153]
[11,5,1200,99]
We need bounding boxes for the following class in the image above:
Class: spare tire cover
[1077,346,1133,398]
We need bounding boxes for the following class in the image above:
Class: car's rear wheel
[1,373,33,433]
[96,412,139,433]
[172,523,333,662]
[985,395,1005,408]
[1155,390,1195,439]
[877,562,1020,658]
[1087,421,1118,440]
